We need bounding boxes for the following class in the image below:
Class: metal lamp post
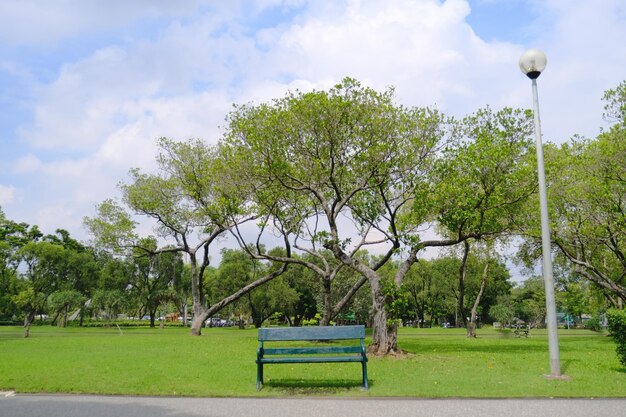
[519,48,562,378]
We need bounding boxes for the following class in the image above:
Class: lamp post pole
[519,49,561,378]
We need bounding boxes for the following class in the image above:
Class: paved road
[1,394,625,417]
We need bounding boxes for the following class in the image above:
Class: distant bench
[513,325,530,338]
[255,325,369,390]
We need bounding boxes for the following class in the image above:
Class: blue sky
[1,0,625,263]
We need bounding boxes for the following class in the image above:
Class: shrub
[606,309,626,366]
[302,313,321,326]
[584,315,602,332]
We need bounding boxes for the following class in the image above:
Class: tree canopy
[3,78,626,351]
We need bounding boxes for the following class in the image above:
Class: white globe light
[519,49,547,79]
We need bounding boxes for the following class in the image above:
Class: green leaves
[380,276,409,322]
[602,81,626,126]
[83,199,138,254]
[221,77,449,254]
[541,88,626,302]
[431,106,535,239]
[607,309,626,366]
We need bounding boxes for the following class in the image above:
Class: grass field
[0,326,624,397]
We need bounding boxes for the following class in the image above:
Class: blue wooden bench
[256,325,369,390]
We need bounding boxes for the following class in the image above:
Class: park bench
[256,325,369,391]
[513,325,530,338]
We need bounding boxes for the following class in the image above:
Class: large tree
[221,78,448,354]
[430,106,536,334]
[84,138,287,335]
[0,208,26,320]
[44,229,100,326]
[0,218,54,336]
[15,240,66,336]
[220,121,374,327]
[125,238,183,327]
[530,82,626,306]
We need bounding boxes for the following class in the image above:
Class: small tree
[91,289,128,324]
[47,290,85,327]
[489,303,515,328]
[607,309,626,367]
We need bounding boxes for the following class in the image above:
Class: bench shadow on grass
[263,379,371,395]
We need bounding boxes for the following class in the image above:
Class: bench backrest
[258,325,365,342]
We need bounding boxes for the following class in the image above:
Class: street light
[519,48,562,378]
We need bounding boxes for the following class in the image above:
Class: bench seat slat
[260,355,364,364]
[258,325,364,341]
[263,346,362,355]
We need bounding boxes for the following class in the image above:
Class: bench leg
[256,362,263,391]
[361,361,369,390]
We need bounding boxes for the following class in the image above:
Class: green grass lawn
[0,325,624,397]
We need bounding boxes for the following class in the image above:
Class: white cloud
[263,0,522,111]
[0,185,16,205]
[0,0,211,46]
[17,11,263,151]
[13,154,40,173]
[4,0,626,243]
[23,0,507,152]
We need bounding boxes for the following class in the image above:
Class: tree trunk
[250,301,264,328]
[410,288,423,328]
[189,250,204,335]
[324,242,396,354]
[467,259,489,338]
[189,263,288,336]
[330,275,368,323]
[367,288,398,354]
[320,277,332,326]
[456,240,470,328]
[23,310,36,338]
[51,312,60,326]
[59,305,68,328]
[369,300,388,353]
[190,315,205,335]
[253,316,264,328]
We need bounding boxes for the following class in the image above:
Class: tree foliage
[540,117,626,304]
